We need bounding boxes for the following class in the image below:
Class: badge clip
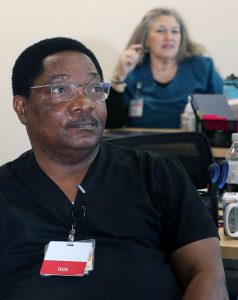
[67,224,76,246]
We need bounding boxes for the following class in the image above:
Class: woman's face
[145,15,181,61]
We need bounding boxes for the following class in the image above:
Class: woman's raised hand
[114,44,144,80]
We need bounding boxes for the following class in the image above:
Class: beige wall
[0,0,237,164]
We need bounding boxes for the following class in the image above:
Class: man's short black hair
[12,37,104,97]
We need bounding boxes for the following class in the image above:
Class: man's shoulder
[101,141,179,166]
[101,140,153,158]
[0,150,33,176]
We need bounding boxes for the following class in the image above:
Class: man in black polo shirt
[0,37,228,299]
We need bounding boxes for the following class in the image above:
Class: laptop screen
[191,94,234,121]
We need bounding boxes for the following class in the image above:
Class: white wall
[0,0,237,164]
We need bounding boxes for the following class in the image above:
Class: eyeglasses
[30,82,111,103]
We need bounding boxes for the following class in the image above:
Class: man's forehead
[43,51,97,71]
[41,51,100,82]
[50,72,100,81]
[44,50,89,62]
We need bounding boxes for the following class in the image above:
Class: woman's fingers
[121,44,143,68]
[114,44,144,79]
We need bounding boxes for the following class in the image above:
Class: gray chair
[105,131,214,189]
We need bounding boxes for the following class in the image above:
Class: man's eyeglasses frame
[30,82,111,103]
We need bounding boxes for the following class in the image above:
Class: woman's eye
[156,28,165,33]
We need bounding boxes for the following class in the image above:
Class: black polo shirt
[0,142,217,299]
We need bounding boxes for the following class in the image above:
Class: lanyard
[135,81,142,98]
[67,184,86,245]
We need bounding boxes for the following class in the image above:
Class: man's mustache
[65,114,99,128]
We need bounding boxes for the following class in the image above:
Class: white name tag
[128,98,144,117]
[40,241,93,277]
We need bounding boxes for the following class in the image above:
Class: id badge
[128,98,144,117]
[40,240,95,277]
[80,239,95,274]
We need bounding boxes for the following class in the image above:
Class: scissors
[208,160,229,197]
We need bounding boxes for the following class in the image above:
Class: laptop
[190,94,237,147]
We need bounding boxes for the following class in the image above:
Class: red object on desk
[202,114,233,131]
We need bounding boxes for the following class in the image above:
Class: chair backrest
[105,131,214,189]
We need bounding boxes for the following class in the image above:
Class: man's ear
[13,95,28,125]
